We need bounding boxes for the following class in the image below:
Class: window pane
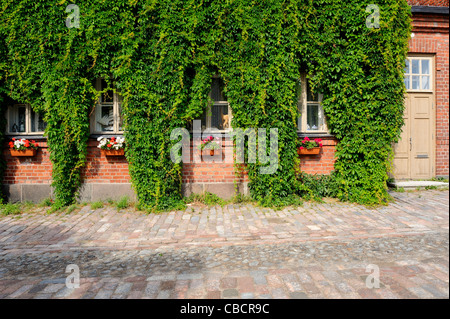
[404,59,410,74]
[297,78,303,131]
[412,75,420,90]
[100,79,114,103]
[9,105,27,132]
[404,76,410,90]
[307,84,319,102]
[421,60,430,75]
[118,103,123,131]
[307,104,319,131]
[31,109,47,132]
[411,59,420,74]
[193,109,209,131]
[200,111,208,131]
[211,104,229,130]
[297,114,302,131]
[97,104,114,131]
[9,106,19,132]
[211,78,226,102]
[421,76,430,90]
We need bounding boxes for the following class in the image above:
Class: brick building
[2,2,449,202]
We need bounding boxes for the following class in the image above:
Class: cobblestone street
[0,190,448,299]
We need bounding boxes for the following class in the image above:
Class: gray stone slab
[91,183,136,202]
[182,183,204,197]
[77,183,92,202]
[389,180,449,189]
[22,184,52,203]
[2,184,21,203]
[205,183,236,199]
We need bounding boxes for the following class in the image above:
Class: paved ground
[0,190,448,299]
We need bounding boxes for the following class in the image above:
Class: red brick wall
[408,0,449,6]
[182,138,248,184]
[2,139,132,185]
[298,137,338,175]
[3,135,336,187]
[81,140,131,183]
[2,141,52,184]
[2,12,449,193]
[409,13,449,176]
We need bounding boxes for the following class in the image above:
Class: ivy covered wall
[0,0,411,208]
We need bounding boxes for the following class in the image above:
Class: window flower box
[101,149,125,156]
[197,135,222,158]
[9,138,38,157]
[298,137,323,155]
[297,147,321,155]
[200,148,222,157]
[98,136,125,156]
[10,148,37,157]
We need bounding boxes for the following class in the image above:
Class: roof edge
[411,5,449,15]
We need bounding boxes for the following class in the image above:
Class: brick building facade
[2,2,449,202]
[408,3,449,177]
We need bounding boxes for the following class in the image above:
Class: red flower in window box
[298,137,322,155]
[97,136,125,156]
[9,138,38,157]
[197,136,222,158]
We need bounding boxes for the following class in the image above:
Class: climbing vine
[0,0,411,208]
[0,35,8,203]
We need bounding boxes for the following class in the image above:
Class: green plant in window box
[298,137,323,155]
[197,136,221,156]
[9,138,39,156]
[97,136,125,156]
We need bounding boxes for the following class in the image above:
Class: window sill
[4,134,46,140]
[191,131,233,138]
[297,132,335,138]
[90,133,124,139]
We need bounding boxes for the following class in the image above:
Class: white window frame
[6,104,46,135]
[202,75,232,133]
[404,56,434,93]
[298,73,328,133]
[90,78,123,134]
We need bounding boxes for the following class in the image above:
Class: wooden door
[393,95,411,179]
[393,55,435,180]
[410,93,434,179]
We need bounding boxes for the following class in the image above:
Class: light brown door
[393,55,435,180]
[393,96,411,179]
[410,93,434,179]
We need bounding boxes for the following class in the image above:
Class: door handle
[409,137,412,152]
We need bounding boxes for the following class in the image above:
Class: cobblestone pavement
[0,190,448,299]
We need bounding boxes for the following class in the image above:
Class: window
[91,78,123,134]
[297,74,327,133]
[198,76,231,131]
[404,56,433,92]
[6,104,47,135]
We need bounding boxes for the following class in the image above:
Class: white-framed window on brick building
[91,78,123,134]
[404,56,433,92]
[198,76,231,132]
[297,73,327,133]
[6,104,47,135]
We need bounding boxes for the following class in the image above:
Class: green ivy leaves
[0,0,411,208]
